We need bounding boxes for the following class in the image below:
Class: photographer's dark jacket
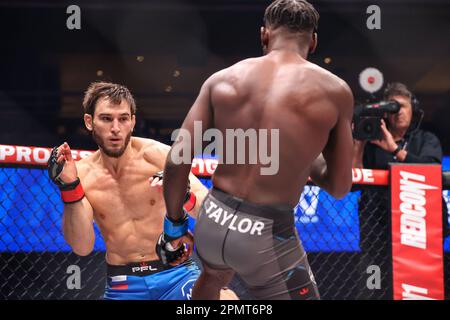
[362,128,448,240]
[363,129,442,169]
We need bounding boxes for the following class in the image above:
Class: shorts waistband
[210,187,294,221]
[106,259,173,277]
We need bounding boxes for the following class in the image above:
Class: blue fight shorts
[103,259,200,300]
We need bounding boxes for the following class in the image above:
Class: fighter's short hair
[263,0,319,33]
[82,81,137,116]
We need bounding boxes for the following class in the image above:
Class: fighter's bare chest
[82,166,164,220]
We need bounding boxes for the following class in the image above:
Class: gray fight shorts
[195,187,320,300]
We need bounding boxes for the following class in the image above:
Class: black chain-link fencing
[1,166,449,299]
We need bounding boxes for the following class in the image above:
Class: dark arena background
[0,0,449,300]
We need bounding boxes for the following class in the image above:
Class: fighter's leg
[243,252,320,300]
[225,220,320,300]
[192,260,235,300]
[190,193,238,299]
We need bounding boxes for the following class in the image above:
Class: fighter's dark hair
[263,0,319,33]
[82,81,136,116]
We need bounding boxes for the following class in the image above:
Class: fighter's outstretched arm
[163,78,214,222]
[156,78,214,265]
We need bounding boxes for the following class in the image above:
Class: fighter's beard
[92,128,132,158]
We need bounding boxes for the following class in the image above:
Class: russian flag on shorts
[110,275,128,290]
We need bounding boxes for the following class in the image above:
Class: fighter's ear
[309,32,318,54]
[84,113,93,131]
[260,26,269,53]
[131,114,136,133]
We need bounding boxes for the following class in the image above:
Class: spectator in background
[353,82,442,169]
[352,82,447,299]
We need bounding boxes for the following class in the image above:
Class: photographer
[353,82,442,169]
[352,82,445,299]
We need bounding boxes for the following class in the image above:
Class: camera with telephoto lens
[352,100,400,140]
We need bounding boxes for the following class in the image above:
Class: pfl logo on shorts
[132,263,158,273]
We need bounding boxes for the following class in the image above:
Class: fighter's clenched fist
[48,142,84,204]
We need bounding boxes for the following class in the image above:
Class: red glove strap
[183,192,197,212]
[61,183,85,204]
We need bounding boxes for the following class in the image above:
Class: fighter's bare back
[210,50,353,207]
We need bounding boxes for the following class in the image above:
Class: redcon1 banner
[390,164,444,300]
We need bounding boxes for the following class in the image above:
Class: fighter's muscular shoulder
[302,61,352,102]
[138,137,170,169]
[209,57,259,85]
[206,58,260,105]
[292,62,353,122]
